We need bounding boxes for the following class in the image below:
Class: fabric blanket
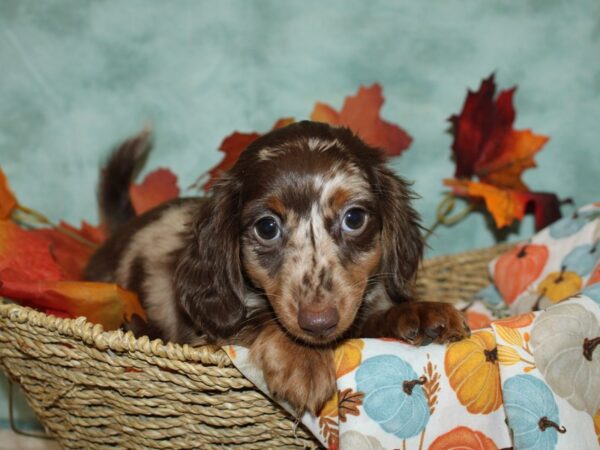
[224,203,600,450]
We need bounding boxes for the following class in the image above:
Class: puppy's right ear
[174,176,246,341]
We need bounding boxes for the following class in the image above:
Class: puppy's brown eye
[342,208,367,233]
[254,216,281,241]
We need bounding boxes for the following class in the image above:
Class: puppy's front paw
[388,302,470,345]
[250,325,335,414]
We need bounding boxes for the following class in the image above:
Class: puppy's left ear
[374,165,424,303]
[174,175,246,341]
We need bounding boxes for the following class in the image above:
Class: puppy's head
[177,121,423,344]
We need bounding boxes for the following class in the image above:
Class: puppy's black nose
[298,307,339,336]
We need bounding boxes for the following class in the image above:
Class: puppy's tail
[98,128,152,235]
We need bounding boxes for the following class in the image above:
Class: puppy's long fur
[85,121,469,413]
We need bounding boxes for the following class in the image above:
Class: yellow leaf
[497,345,521,366]
[334,339,364,379]
[319,390,338,418]
[495,324,522,347]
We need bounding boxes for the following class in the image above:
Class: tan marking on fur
[329,187,351,212]
[264,200,379,344]
[249,321,335,414]
[319,169,371,213]
[266,196,285,217]
[116,204,195,342]
[242,246,276,294]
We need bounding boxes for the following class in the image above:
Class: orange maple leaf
[311,84,412,157]
[446,75,560,229]
[444,179,560,230]
[129,168,180,215]
[0,279,145,331]
[0,168,17,219]
[201,118,294,192]
[34,221,105,281]
[0,220,65,282]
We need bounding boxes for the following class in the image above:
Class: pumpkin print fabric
[490,203,600,314]
[221,203,600,449]
[223,294,599,449]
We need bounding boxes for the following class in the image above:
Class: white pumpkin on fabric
[339,431,385,450]
[511,291,552,314]
[530,302,600,415]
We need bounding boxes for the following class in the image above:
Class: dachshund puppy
[85,121,469,414]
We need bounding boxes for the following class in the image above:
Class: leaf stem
[424,193,475,241]
[13,204,98,249]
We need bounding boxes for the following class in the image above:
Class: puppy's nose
[298,307,339,336]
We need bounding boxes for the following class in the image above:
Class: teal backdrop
[1,0,599,428]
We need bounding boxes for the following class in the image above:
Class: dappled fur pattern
[85,121,469,414]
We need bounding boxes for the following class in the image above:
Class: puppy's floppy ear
[174,175,246,341]
[374,165,424,303]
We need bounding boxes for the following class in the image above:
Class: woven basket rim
[0,242,513,366]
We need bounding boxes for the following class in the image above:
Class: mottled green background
[1,0,599,425]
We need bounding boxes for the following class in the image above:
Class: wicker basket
[0,243,513,449]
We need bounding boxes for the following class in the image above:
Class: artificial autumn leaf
[202,118,294,192]
[449,74,548,190]
[129,168,180,215]
[0,168,17,219]
[0,279,145,331]
[64,220,105,244]
[33,221,103,281]
[444,179,560,230]
[446,74,561,230]
[311,84,412,157]
[0,220,64,282]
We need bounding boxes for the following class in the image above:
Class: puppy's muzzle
[297,306,339,337]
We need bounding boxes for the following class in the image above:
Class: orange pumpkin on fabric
[493,244,549,304]
[445,331,503,414]
[428,426,498,450]
[588,264,600,286]
[537,270,582,303]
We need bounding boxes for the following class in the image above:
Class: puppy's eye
[254,216,281,241]
[341,208,367,233]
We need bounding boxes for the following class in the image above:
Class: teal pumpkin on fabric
[476,284,505,306]
[549,215,588,239]
[356,355,429,439]
[503,375,565,450]
[583,283,600,304]
[562,244,599,276]
[549,210,599,239]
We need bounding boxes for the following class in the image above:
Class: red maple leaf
[33,221,105,281]
[201,118,294,192]
[0,220,65,282]
[445,74,561,230]
[129,168,180,215]
[0,168,17,219]
[311,84,412,157]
